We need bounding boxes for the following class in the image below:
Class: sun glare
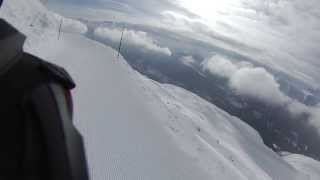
[177,0,240,21]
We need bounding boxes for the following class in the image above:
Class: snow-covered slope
[283,154,320,180]
[1,0,320,179]
[0,0,87,52]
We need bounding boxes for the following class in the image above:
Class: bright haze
[48,0,320,87]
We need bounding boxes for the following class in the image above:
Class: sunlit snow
[1,0,320,179]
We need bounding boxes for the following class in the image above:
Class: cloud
[48,0,197,19]
[203,55,320,129]
[53,14,88,34]
[203,55,288,105]
[94,27,172,56]
[48,0,320,88]
[61,18,88,34]
[174,0,320,87]
[310,106,320,130]
[47,0,320,130]
[230,67,287,105]
[180,56,206,76]
[203,55,287,105]
[180,56,196,67]
[287,101,320,130]
[201,55,238,79]
[239,0,320,86]
[242,0,320,26]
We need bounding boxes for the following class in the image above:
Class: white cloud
[49,0,320,87]
[230,67,287,105]
[310,106,320,130]
[53,14,88,34]
[94,27,122,42]
[202,55,287,105]
[201,55,238,79]
[94,27,172,56]
[175,0,320,88]
[287,101,320,131]
[181,56,196,67]
[48,0,320,130]
[61,18,88,34]
[203,55,320,130]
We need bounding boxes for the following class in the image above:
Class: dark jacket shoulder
[0,19,75,91]
[24,53,76,89]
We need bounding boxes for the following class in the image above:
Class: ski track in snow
[32,34,213,180]
[1,0,320,179]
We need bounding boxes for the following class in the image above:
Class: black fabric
[0,20,20,40]
[0,19,45,179]
[0,52,76,179]
[29,85,73,180]
[0,19,86,180]
[0,20,25,74]
[0,54,48,179]
[21,98,49,180]
[39,60,76,89]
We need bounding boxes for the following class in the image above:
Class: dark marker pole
[117,27,125,58]
[58,18,63,40]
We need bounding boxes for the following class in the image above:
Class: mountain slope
[284,154,320,180]
[34,33,304,180]
[1,0,320,179]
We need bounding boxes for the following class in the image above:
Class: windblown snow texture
[1,0,320,179]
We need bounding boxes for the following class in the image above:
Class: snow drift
[1,0,320,179]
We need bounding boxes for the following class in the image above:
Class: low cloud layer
[203,55,320,130]
[47,0,320,131]
[170,0,320,87]
[202,56,238,79]
[94,27,172,56]
[48,0,320,87]
[202,55,286,105]
[230,67,287,105]
[47,0,197,22]
[180,56,196,67]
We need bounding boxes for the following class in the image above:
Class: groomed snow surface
[1,0,320,179]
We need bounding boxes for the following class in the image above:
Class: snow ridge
[1,0,320,179]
